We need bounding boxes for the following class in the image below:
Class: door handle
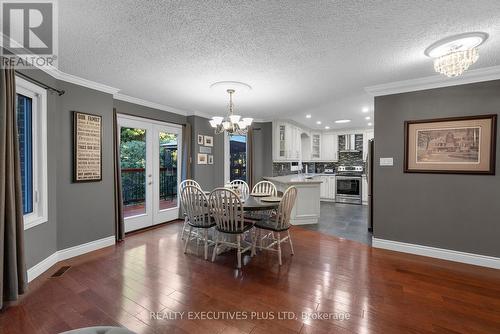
[148,181,153,185]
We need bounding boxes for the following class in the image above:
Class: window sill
[24,215,48,230]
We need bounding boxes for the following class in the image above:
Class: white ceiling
[58,0,500,129]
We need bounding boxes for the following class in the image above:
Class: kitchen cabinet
[362,175,368,204]
[319,175,335,201]
[320,133,338,161]
[363,130,374,161]
[273,121,302,161]
[311,132,321,160]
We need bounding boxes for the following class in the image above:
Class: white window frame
[16,76,48,230]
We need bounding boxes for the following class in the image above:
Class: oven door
[336,176,362,204]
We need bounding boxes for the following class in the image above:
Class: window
[16,77,48,230]
[227,134,247,182]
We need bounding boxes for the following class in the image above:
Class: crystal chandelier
[425,32,488,78]
[433,48,479,77]
[209,89,253,135]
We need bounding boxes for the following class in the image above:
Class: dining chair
[181,185,215,260]
[179,179,202,240]
[251,180,277,196]
[209,188,256,269]
[254,186,298,265]
[229,179,250,198]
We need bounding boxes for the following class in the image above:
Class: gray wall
[56,82,115,249]
[374,80,500,257]
[188,115,224,190]
[114,99,186,125]
[252,122,273,182]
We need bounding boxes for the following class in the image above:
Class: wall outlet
[380,157,394,166]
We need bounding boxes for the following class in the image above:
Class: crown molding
[42,67,120,94]
[365,65,500,97]
[113,92,194,116]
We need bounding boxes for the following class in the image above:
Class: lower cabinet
[362,175,368,204]
[319,175,336,201]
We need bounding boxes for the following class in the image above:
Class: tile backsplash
[272,152,365,176]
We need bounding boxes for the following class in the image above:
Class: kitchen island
[263,174,321,225]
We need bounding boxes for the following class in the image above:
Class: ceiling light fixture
[325,126,330,130]
[368,122,373,127]
[362,107,369,113]
[306,114,312,119]
[335,119,351,124]
[365,116,371,120]
[209,89,252,135]
[316,121,322,125]
[425,32,488,77]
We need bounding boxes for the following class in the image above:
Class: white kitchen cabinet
[321,133,338,161]
[363,130,374,161]
[311,132,321,160]
[319,175,336,201]
[273,121,303,161]
[362,175,368,204]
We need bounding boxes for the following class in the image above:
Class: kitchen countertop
[264,175,323,185]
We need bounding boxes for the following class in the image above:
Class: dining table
[241,195,280,211]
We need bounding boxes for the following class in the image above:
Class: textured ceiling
[58,0,500,129]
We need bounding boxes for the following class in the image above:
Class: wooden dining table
[242,195,280,211]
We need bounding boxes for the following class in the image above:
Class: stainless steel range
[336,166,363,205]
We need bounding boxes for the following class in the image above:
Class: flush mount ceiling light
[306,114,312,118]
[368,122,373,127]
[425,32,488,77]
[365,116,371,120]
[362,107,369,113]
[335,119,351,124]
[316,121,322,125]
[209,88,252,135]
[324,126,330,130]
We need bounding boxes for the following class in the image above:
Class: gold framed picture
[404,114,497,174]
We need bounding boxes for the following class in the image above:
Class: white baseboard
[27,236,115,282]
[372,238,500,269]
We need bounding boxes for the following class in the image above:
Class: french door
[118,114,182,232]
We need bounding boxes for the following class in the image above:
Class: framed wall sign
[73,111,103,182]
[404,114,497,174]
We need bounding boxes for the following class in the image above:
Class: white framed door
[118,114,182,232]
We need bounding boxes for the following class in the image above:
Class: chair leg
[184,226,192,254]
[181,217,188,240]
[211,232,219,262]
[277,232,282,266]
[288,230,294,255]
[204,229,209,261]
[237,235,242,269]
[258,229,263,250]
[250,229,256,257]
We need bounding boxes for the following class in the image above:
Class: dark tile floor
[298,202,372,245]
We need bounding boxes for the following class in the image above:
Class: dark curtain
[0,65,27,309]
[181,123,192,180]
[113,108,124,241]
[247,126,254,189]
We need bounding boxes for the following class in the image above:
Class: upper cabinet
[311,133,321,160]
[321,133,338,161]
[273,121,302,161]
[363,130,374,161]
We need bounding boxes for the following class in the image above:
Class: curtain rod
[15,70,66,96]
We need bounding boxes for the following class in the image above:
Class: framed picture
[73,111,103,182]
[404,114,497,174]
[208,155,214,164]
[197,134,204,145]
[204,135,214,147]
[197,153,208,165]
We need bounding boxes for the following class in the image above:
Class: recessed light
[362,107,369,113]
[368,122,373,126]
[306,114,312,119]
[365,116,371,120]
[324,126,330,130]
[316,121,322,125]
[335,119,351,124]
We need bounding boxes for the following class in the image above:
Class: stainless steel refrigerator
[367,139,374,232]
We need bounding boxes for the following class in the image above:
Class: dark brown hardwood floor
[1,220,499,334]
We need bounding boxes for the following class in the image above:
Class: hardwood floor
[1,221,499,334]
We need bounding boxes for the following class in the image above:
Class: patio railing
[121,167,177,205]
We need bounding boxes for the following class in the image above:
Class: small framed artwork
[197,153,208,165]
[404,114,497,174]
[197,134,204,145]
[73,111,102,182]
[208,155,214,164]
[204,135,214,147]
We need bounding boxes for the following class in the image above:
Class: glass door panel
[158,131,178,211]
